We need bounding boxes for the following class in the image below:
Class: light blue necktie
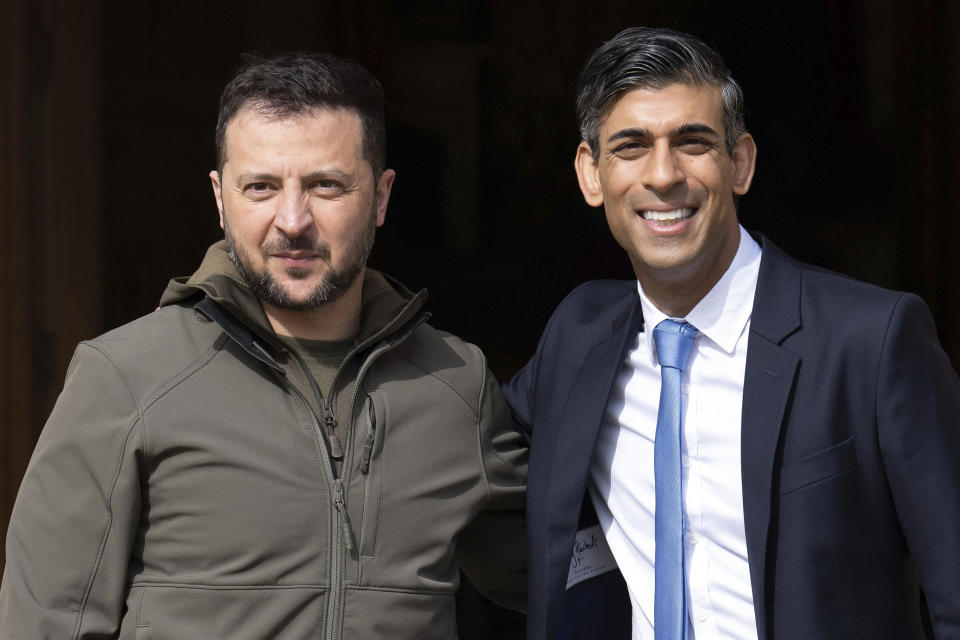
[653,319,699,640]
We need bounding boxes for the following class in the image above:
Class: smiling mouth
[639,207,696,226]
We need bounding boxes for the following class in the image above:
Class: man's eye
[245,182,274,195]
[311,180,344,194]
[612,141,647,157]
[678,138,713,153]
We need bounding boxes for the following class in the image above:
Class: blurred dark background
[2,1,958,637]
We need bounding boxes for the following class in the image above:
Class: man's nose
[641,142,684,194]
[273,191,312,236]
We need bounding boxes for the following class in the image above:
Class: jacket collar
[741,232,803,640]
[159,240,428,362]
[749,232,802,344]
[541,283,642,634]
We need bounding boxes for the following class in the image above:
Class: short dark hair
[576,27,746,160]
[215,51,387,175]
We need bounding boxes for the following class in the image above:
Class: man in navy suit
[504,27,960,640]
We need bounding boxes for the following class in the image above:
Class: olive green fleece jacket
[0,241,528,639]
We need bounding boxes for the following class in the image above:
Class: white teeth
[642,208,694,222]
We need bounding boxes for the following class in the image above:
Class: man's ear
[574,142,604,207]
[210,170,225,229]
[374,168,396,227]
[731,134,757,196]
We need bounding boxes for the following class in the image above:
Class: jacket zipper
[272,381,343,640]
[334,479,354,551]
[360,401,376,474]
[203,296,427,640]
[280,350,351,640]
[324,316,428,639]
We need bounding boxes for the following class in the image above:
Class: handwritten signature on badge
[570,532,601,570]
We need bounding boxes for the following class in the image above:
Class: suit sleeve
[877,293,960,635]
[0,343,143,639]
[502,362,536,442]
[456,361,529,612]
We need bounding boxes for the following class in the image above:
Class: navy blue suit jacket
[504,236,960,640]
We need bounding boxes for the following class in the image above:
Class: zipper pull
[334,479,355,551]
[360,401,377,474]
[321,397,344,460]
[322,398,337,433]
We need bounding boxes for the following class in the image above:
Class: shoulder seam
[875,291,911,431]
[68,342,144,640]
[69,330,229,637]
[476,362,525,488]
[141,333,229,413]
[394,344,478,418]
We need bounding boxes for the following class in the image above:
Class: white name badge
[565,523,617,589]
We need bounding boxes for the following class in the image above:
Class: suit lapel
[741,236,802,640]
[545,290,642,611]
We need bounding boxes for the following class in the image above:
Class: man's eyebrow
[234,172,277,186]
[606,127,651,144]
[301,170,352,182]
[234,170,353,186]
[605,123,721,145]
[671,123,720,138]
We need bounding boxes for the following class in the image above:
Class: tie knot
[653,319,699,370]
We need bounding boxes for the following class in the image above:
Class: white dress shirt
[588,226,762,640]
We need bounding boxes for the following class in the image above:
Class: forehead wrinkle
[224,111,367,185]
[601,83,724,130]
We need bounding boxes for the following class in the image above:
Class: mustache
[261,236,331,260]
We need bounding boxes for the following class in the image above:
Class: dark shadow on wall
[98,1,960,377]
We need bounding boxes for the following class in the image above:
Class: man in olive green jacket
[0,52,526,639]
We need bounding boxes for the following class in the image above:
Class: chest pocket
[779,436,858,496]
[358,393,386,558]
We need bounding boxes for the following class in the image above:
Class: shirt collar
[638,225,762,364]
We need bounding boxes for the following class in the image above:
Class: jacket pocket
[779,436,858,496]
[127,584,329,637]
[359,393,385,558]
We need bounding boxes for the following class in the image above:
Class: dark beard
[225,218,375,311]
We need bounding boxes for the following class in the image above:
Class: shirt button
[681,383,690,394]
[697,611,708,622]
[681,455,692,468]
[686,532,699,545]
